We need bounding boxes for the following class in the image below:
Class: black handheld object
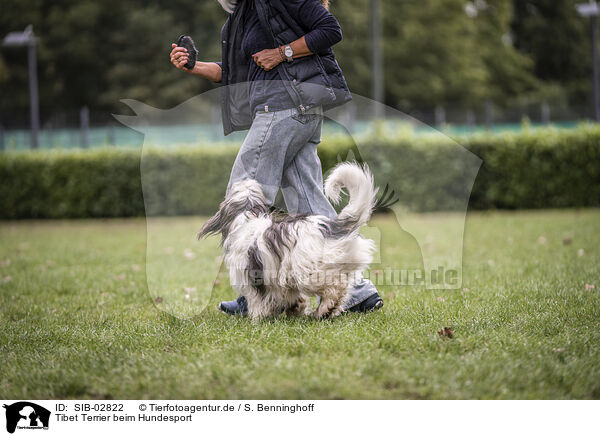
[176,35,198,70]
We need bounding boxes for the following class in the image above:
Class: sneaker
[346,293,384,313]
[219,295,248,316]
[218,293,384,316]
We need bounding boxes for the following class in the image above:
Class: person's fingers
[172,47,188,55]
[172,43,176,48]
[172,52,188,62]
[171,49,188,67]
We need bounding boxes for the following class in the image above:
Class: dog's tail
[324,162,378,236]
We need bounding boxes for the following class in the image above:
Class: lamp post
[577,1,600,122]
[2,25,40,148]
[371,0,384,119]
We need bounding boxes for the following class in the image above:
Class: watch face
[285,46,293,57]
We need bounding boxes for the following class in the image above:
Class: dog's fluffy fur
[198,162,377,320]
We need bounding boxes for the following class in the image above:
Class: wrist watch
[284,45,293,62]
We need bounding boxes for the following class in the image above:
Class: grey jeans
[227,106,378,309]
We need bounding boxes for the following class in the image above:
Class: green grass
[1,210,599,399]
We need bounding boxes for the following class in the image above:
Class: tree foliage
[0,0,592,118]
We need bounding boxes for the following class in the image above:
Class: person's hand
[252,48,284,71]
[170,43,192,72]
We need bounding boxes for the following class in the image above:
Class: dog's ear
[197,211,224,239]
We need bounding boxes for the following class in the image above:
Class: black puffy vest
[220,0,352,135]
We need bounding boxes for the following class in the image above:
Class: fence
[0,101,594,150]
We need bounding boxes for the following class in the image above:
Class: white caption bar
[0,400,596,436]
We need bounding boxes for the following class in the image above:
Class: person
[169,0,383,315]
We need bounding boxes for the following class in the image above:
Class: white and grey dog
[198,162,377,320]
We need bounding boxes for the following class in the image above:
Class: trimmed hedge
[1,125,599,219]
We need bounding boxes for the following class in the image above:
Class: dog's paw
[311,304,341,320]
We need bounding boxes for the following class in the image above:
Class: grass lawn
[1,209,599,399]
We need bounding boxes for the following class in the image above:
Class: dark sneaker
[219,295,248,316]
[219,293,383,316]
[347,293,384,313]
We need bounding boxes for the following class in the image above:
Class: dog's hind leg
[314,287,348,319]
[285,294,308,317]
[313,292,338,320]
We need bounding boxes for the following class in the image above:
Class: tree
[511,0,591,104]
[0,0,587,122]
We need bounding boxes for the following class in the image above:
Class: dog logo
[3,402,50,434]
[114,83,481,320]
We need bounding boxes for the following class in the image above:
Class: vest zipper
[254,0,305,112]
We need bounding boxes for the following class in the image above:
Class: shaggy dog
[198,162,377,320]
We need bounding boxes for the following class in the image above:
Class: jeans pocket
[291,113,318,125]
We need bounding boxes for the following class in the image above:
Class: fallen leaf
[585,284,595,291]
[538,236,547,245]
[437,296,446,302]
[374,269,383,276]
[578,248,585,257]
[154,297,163,304]
[438,327,454,339]
[214,279,221,286]
[562,237,572,245]
[115,273,126,281]
[131,264,141,271]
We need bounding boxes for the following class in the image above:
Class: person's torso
[241,0,295,114]
[220,0,351,135]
